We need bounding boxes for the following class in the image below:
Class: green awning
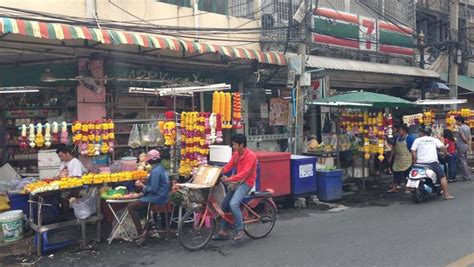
[440,73,474,92]
[310,91,416,108]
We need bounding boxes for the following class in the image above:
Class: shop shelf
[6,106,66,110]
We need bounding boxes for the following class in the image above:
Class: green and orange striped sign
[0,17,286,65]
[312,7,415,56]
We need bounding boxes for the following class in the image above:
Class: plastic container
[316,170,343,201]
[7,193,29,216]
[0,210,24,242]
[290,155,317,196]
[254,152,291,197]
[121,157,137,171]
[34,229,75,253]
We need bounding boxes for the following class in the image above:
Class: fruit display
[72,119,115,156]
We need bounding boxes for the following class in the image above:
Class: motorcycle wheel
[413,183,424,203]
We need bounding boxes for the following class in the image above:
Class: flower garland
[71,120,115,156]
[232,93,242,129]
[35,123,44,148]
[19,125,28,150]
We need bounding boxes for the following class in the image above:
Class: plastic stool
[34,230,75,254]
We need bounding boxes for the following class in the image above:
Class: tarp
[311,91,416,108]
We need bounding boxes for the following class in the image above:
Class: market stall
[307,91,417,189]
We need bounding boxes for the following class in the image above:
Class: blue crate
[7,193,29,216]
[34,229,75,254]
[316,170,343,201]
[290,155,317,196]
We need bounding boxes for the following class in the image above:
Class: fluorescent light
[415,99,467,105]
[0,89,40,94]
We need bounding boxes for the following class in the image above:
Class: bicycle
[177,182,277,251]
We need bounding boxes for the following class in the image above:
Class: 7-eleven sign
[359,16,378,51]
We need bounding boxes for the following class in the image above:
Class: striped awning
[0,17,286,66]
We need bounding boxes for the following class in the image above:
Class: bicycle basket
[187,188,211,203]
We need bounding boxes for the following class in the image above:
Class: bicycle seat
[251,191,272,198]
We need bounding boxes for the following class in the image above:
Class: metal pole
[449,0,459,105]
[296,0,308,154]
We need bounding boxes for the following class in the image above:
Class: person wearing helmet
[411,126,454,200]
[127,149,170,243]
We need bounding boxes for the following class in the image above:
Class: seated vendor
[127,149,169,245]
[55,145,87,178]
[55,145,88,214]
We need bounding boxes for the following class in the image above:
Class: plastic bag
[149,123,163,147]
[71,188,98,220]
[140,124,153,146]
[128,124,141,148]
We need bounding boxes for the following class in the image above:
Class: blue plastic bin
[7,193,29,216]
[316,170,343,201]
[290,155,317,196]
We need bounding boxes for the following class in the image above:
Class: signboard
[269,98,289,126]
[312,7,415,56]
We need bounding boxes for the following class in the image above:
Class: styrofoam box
[40,169,59,179]
[209,145,232,164]
[38,150,60,168]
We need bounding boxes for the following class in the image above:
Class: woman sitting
[127,150,169,244]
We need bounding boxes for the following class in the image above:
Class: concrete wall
[0,0,260,49]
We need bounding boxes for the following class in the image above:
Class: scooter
[406,164,442,203]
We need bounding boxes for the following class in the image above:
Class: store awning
[303,54,439,78]
[0,17,286,66]
[440,73,474,92]
[310,91,416,108]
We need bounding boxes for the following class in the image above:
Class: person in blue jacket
[128,149,169,241]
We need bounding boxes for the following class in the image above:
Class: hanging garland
[232,92,242,129]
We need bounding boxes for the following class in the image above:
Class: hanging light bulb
[40,68,57,82]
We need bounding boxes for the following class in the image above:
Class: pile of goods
[81,170,148,184]
[447,109,474,129]
[341,111,393,160]
[19,121,68,150]
[72,120,115,156]
[23,177,84,194]
[101,186,143,200]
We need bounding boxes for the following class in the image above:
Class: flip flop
[387,189,398,193]
[444,195,455,200]
[233,231,245,241]
[211,234,229,241]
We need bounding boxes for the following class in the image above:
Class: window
[158,0,191,7]
[199,0,228,15]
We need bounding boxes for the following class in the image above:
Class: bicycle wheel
[178,206,215,251]
[243,199,276,239]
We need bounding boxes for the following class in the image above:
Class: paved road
[35,181,474,267]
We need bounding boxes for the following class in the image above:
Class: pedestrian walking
[455,116,472,181]
[443,129,457,182]
[388,124,415,193]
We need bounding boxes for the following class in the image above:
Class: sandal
[387,188,398,193]
[444,195,455,200]
[233,231,245,241]
[211,233,229,241]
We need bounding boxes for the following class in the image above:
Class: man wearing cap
[128,149,169,243]
[411,127,454,200]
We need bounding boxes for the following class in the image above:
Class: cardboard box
[177,165,222,189]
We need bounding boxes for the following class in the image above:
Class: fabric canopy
[311,91,416,108]
[0,17,286,66]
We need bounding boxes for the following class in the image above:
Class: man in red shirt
[213,134,257,241]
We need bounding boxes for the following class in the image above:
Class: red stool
[146,202,173,237]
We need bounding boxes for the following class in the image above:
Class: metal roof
[298,54,440,78]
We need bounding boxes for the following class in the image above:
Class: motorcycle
[406,164,442,203]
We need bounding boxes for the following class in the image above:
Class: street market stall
[307,91,417,189]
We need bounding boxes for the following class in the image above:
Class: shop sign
[105,64,218,86]
[359,16,378,52]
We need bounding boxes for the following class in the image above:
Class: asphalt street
[32,181,474,267]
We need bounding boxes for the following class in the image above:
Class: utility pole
[295,0,308,154]
[448,0,459,102]
[418,31,426,99]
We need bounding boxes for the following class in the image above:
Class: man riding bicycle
[213,134,257,241]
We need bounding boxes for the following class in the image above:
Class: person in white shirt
[55,145,88,213]
[411,127,454,200]
[55,145,87,178]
